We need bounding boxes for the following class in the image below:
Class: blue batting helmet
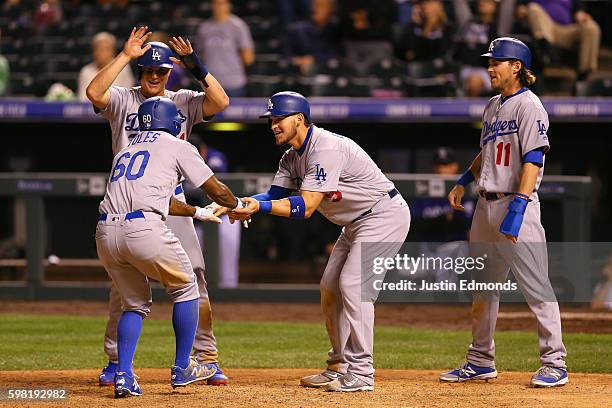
[259,91,311,123]
[137,41,174,68]
[481,37,532,69]
[138,97,182,136]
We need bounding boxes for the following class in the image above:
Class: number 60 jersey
[477,88,550,193]
[98,130,213,219]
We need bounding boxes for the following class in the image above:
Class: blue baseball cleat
[99,363,117,387]
[114,372,142,398]
[439,362,498,382]
[205,363,229,386]
[171,358,217,388]
[531,366,568,387]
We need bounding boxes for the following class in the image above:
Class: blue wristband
[500,196,529,237]
[507,196,529,213]
[457,170,475,186]
[182,52,209,82]
[288,196,306,219]
[259,200,272,214]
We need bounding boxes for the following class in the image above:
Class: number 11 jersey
[478,88,550,193]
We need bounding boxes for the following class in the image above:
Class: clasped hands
[206,197,261,228]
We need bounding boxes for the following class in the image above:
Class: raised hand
[169,36,194,57]
[122,26,152,59]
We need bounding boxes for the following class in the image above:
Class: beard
[275,127,297,146]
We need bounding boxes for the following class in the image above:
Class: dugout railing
[0,173,592,301]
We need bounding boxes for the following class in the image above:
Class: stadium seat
[348,76,380,97]
[306,58,343,77]
[73,38,91,55]
[406,61,456,97]
[38,72,78,97]
[8,73,36,96]
[40,38,70,54]
[367,58,407,97]
[233,0,270,17]
[169,22,188,37]
[307,74,345,97]
[245,16,278,41]
[247,54,282,75]
[11,56,37,75]
[81,20,107,38]
[78,3,101,18]
[107,19,134,38]
[37,55,73,74]
[576,77,612,96]
[369,57,406,77]
[125,5,147,22]
[255,38,281,54]
[246,75,284,97]
[0,39,18,54]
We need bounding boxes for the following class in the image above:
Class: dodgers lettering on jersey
[271,126,395,226]
[99,130,213,218]
[98,86,207,155]
[478,88,550,193]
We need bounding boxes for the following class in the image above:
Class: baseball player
[230,91,411,392]
[439,38,568,387]
[96,97,244,397]
[86,26,230,385]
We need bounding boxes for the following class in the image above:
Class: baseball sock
[117,311,143,377]
[172,299,199,369]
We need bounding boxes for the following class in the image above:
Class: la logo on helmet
[267,99,273,110]
[152,49,161,61]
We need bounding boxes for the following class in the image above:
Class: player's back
[99,130,212,218]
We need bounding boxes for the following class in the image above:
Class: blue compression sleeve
[259,201,272,213]
[252,185,292,201]
[457,170,475,186]
[523,148,544,167]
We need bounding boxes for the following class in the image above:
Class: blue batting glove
[499,196,529,238]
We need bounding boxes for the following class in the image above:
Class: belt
[478,191,513,201]
[99,210,145,222]
[352,188,400,223]
[175,184,184,195]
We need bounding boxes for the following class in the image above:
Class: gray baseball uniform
[96,130,214,314]
[98,86,219,363]
[272,125,411,385]
[467,87,566,369]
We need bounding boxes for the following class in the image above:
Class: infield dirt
[1,368,611,408]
